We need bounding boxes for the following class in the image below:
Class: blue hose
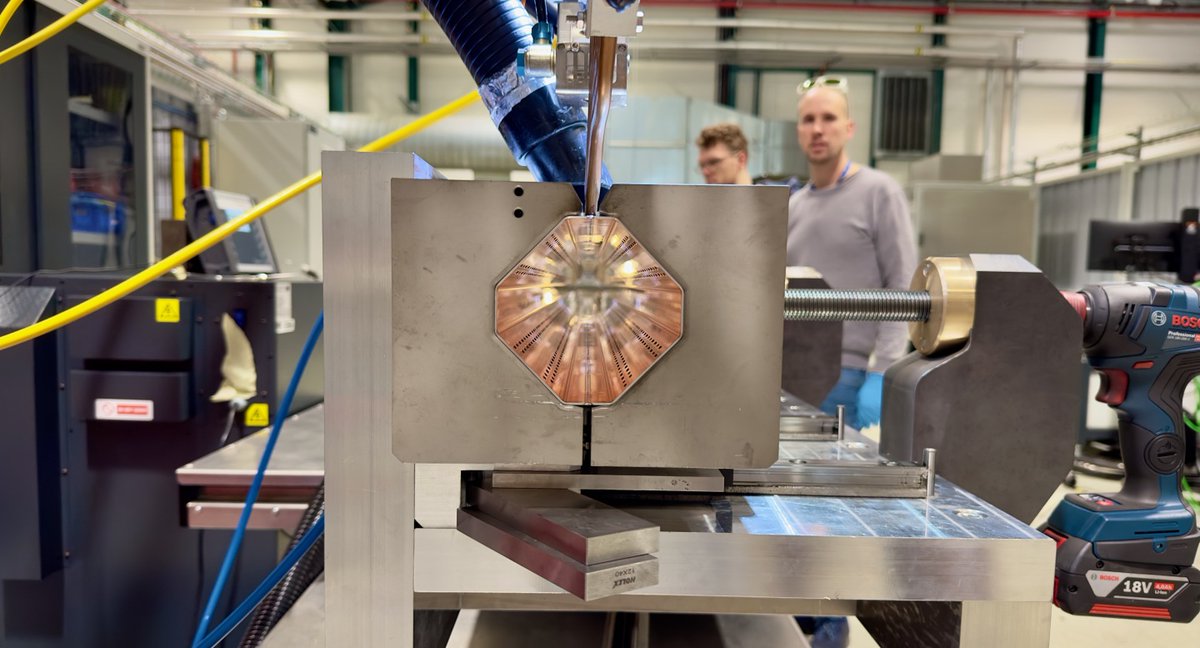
[195,516,325,648]
[191,312,325,647]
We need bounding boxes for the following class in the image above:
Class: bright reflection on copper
[496,216,684,406]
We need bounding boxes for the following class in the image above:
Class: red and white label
[94,398,154,421]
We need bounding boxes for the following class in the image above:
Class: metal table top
[173,393,833,490]
[414,471,1052,613]
[175,400,1051,611]
[626,478,1041,541]
[176,404,325,488]
[413,431,1052,612]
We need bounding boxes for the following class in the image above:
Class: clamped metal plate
[457,485,659,600]
[782,275,841,407]
[880,254,1084,523]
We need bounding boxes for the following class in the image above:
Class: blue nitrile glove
[856,371,884,429]
[819,367,865,427]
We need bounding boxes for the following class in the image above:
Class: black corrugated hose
[422,0,612,198]
[237,482,325,648]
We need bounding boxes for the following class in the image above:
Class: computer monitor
[1086,220,1180,274]
[185,188,278,275]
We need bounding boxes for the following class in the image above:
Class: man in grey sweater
[786,78,917,432]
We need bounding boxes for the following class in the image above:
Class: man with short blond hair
[789,75,918,648]
[788,77,917,431]
[696,122,752,185]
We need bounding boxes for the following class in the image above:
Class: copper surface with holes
[496,216,684,406]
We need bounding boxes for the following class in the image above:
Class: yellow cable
[0,89,480,351]
[0,0,25,37]
[0,0,105,65]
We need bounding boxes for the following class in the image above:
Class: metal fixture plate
[491,468,726,492]
[389,180,787,468]
[730,433,928,498]
[782,276,842,407]
[779,391,838,440]
[729,464,926,497]
[390,178,584,465]
[881,254,1082,522]
[324,152,430,646]
[468,487,659,565]
[457,508,659,601]
[590,184,788,468]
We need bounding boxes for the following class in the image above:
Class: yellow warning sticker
[245,403,270,427]
[155,298,181,323]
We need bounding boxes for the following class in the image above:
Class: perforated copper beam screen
[496,216,684,406]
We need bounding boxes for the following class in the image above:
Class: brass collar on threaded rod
[782,256,978,356]
[909,257,977,356]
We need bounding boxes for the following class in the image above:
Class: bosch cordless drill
[1044,282,1200,622]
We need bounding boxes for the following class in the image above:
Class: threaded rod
[784,289,931,322]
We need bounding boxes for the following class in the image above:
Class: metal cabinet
[0,2,149,274]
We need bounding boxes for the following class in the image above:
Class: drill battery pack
[1045,527,1200,622]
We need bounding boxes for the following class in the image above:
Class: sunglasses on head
[798,76,849,96]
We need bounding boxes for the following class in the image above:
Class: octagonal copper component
[496,216,684,406]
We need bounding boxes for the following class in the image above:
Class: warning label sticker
[244,403,270,428]
[155,298,181,323]
[94,398,154,421]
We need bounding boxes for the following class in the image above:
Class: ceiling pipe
[182,35,1200,74]
[640,0,1200,21]
[182,30,423,44]
[643,16,1024,37]
[633,40,1200,73]
[127,7,423,21]
[638,38,998,60]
